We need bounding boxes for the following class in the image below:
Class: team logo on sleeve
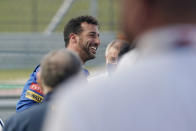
[25,90,43,103]
[29,83,43,95]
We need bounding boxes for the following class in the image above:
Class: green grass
[0,69,33,82]
[0,0,64,32]
[56,0,92,32]
[0,0,119,32]
[0,66,97,82]
[0,84,24,89]
[98,0,120,31]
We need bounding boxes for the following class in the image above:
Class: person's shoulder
[116,49,138,72]
[88,72,108,82]
[23,103,48,117]
[4,103,47,131]
[15,103,46,120]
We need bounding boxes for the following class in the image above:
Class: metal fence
[0,32,115,69]
[0,95,19,122]
[0,84,23,121]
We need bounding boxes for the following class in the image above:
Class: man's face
[105,47,119,73]
[106,47,119,65]
[77,22,100,61]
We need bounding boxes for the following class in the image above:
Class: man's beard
[79,38,95,62]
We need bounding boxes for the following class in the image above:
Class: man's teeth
[91,47,97,50]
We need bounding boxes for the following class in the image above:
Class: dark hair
[63,15,99,47]
[118,42,130,58]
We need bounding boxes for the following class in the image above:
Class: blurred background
[0,0,120,121]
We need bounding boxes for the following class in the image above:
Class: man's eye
[89,34,96,37]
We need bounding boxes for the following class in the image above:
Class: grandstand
[0,0,120,121]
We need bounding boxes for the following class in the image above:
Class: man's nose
[95,37,100,46]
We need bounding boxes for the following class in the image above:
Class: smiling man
[16,16,100,112]
[64,16,100,64]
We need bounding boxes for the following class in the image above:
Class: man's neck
[67,45,86,64]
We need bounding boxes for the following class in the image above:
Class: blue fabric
[106,63,117,75]
[0,118,4,128]
[16,66,89,112]
[16,65,43,112]
[82,68,89,77]
[4,92,53,131]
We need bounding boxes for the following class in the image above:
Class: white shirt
[116,49,138,73]
[44,25,196,131]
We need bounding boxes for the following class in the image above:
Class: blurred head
[40,49,82,94]
[64,16,100,63]
[116,32,136,50]
[105,40,130,72]
[121,0,196,43]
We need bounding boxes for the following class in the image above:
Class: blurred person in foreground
[3,49,82,131]
[44,0,196,131]
[16,15,100,112]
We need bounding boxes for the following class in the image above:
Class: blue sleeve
[82,68,90,77]
[16,65,44,112]
[0,119,3,128]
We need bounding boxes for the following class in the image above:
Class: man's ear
[36,70,41,86]
[69,33,78,45]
